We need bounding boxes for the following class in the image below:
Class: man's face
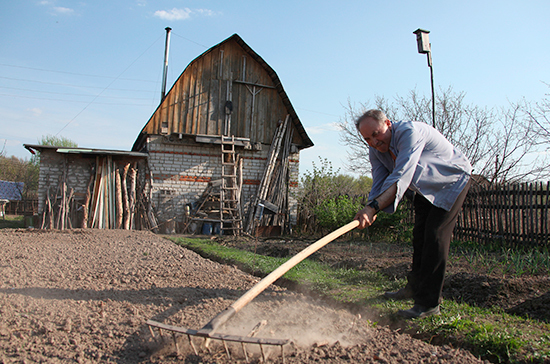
[358,117,392,153]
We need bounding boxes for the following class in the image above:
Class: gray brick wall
[146,135,300,228]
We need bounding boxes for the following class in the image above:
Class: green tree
[0,155,39,199]
[31,134,78,166]
[0,135,78,199]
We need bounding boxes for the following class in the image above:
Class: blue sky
[1,1,549,178]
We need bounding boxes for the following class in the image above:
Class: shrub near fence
[455,182,550,247]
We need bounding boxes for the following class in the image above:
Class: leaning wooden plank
[116,166,123,229]
[245,115,289,232]
[129,163,137,230]
[122,163,130,230]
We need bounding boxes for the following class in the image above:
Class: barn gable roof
[132,33,313,151]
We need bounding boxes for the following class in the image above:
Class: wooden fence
[454,182,550,247]
[5,199,39,216]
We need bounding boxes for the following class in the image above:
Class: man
[354,109,471,319]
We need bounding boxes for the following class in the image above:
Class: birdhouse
[413,28,431,54]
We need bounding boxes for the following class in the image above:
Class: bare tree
[483,97,550,183]
[522,84,550,146]
[394,87,494,169]
[338,87,548,183]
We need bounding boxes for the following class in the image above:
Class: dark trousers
[407,181,470,307]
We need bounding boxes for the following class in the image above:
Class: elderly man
[354,109,471,319]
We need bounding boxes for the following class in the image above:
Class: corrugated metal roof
[24,144,148,157]
[0,180,24,201]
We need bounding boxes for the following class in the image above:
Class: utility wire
[0,93,152,106]
[171,32,208,49]
[0,75,158,92]
[0,63,157,83]
[55,34,163,136]
[0,86,154,100]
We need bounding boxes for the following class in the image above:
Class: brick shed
[24,145,149,230]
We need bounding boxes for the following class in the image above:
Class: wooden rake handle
[197,220,360,337]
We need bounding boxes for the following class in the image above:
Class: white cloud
[154,8,192,21]
[153,7,216,21]
[38,1,76,16]
[195,9,215,16]
[305,122,341,135]
[27,108,43,117]
[52,6,74,15]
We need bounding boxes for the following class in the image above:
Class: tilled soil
[0,229,490,363]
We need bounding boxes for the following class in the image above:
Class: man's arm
[354,183,397,229]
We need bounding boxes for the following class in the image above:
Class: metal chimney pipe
[161,27,172,102]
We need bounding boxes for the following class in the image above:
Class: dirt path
[0,229,489,363]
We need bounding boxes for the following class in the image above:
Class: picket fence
[454,182,550,247]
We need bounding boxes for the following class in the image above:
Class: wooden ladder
[220,135,242,235]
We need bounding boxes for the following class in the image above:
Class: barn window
[161,121,168,134]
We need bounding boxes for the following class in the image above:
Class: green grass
[0,215,25,229]
[451,240,550,277]
[170,236,550,363]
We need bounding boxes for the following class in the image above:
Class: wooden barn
[132,33,314,235]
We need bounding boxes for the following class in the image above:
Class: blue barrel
[213,223,222,235]
[201,223,212,235]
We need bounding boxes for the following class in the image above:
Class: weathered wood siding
[141,35,308,147]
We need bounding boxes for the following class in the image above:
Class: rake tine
[260,343,266,363]
[145,320,289,360]
[204,338,212,353]
[222,340,231,359]
[241,342,249,363]
[187,334,198,355]
[172,332,179,354]
[281,344,285,364]
[148,325,156,340]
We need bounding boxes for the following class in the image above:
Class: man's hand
[354,206,377,229]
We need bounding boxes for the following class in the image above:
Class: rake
[147,220,359,361]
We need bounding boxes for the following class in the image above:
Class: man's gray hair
[354,109,387,130]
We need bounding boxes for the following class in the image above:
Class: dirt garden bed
[1,228,544,363]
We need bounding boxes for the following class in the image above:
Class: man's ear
[385,119,392,128]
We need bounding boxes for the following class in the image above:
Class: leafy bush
[367,202,413,243]
[314,195,362,232]
[295,158,372,233]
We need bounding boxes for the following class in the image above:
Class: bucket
[213,223,222,235]
[201,223,212,235]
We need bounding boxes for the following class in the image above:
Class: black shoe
[397,304,440,319]
[383,287,413,300]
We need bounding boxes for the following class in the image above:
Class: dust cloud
[219,291,372,348]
